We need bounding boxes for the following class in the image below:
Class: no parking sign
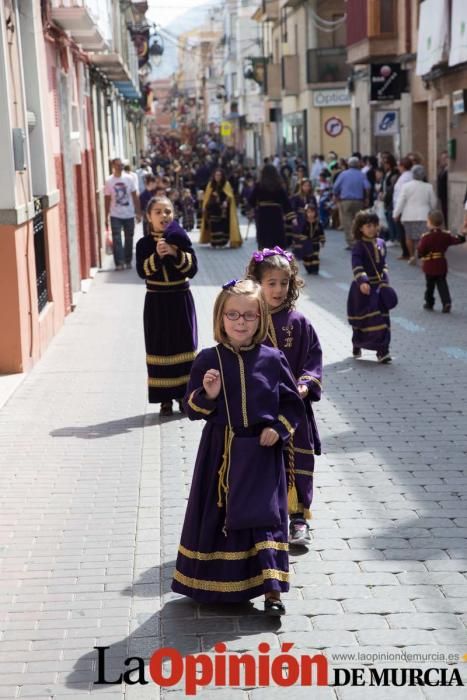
[324,116,344,137]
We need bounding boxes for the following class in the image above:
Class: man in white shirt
[392,156,413,259]
[104,158,142,270]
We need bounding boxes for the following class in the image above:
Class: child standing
[299,203,326,274]
[417,209,466,313]
[347,211,393,363]
[136,197,198,416]
[181,188,195,232]
[172,279,304,615]
[246,249,322,546]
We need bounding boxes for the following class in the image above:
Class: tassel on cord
[287,437,299,513]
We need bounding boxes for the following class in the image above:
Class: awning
[449,0,467,66]
[114,81,141,100]
[416,0,449,76]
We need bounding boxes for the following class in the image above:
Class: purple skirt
[172,423,290,603]
[144,288,198,402]
[347,281,391,352]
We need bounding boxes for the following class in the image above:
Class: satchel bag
[215,347,282,530]
[362,243,398,312]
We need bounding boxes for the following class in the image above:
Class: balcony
[51,0,112,51]
[346,0,398,65]
[261,0,279,21]
[306,47,350,85]
[265,62,281,100]
[281,55,299,96]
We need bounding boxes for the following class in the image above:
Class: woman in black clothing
[248,164,296,249]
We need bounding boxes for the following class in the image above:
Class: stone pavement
[0,225,466,699]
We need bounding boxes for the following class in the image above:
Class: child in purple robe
[172,279,304,616]
[347,211,392,363]
[136,196,198,415]
[247,248,323,547]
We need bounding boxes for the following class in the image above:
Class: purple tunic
[347,237,391,353]
[136,226,198,402]
[172,343,304,603]
[265,307,323,516]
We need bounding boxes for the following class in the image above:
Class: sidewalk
[0,226,466,699]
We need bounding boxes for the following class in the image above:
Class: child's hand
[260,427,279,447]
[360,282,371,295]
[203,369,221,399]
[156,240,177,257]
[298,385,308,399]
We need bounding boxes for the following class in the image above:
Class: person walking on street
[172,279,304,615]
[136,197,198,416]
[392,157,412,260]
[333,156,370,249]
[381,153,399,246]
[417,209,466,313]
[393,165,437,265]
[246,248,322,547]
[200,169,242,248]
[248,164,296,249]
[437,151,449,226]
[347,211,395,364]
[105,157,142,270]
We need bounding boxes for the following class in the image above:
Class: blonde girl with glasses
[172,279,304,616]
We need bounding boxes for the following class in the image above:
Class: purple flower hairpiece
[252,246,294,263]
[222,279,238,290]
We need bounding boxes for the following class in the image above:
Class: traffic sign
[324,116,344,137]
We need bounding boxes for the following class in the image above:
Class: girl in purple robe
[136,197,198,415]
[172,279,304,615]
[247,248,323,547]
[347,211,392,363]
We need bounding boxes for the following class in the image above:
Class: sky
[147,0,219,28]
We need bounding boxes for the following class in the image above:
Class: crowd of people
[99,130,467,619]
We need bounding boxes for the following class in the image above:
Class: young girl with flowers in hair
[172,279,304,616]
[136,196,198,416]
[347,210,394,363]
[246,248,323,546]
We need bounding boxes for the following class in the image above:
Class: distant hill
[148,3,214,79]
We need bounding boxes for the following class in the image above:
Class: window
[368,0,397,37]
[281,8,288,43]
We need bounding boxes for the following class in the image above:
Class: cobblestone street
[1,225,466,699]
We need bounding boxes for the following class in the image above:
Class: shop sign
[373,110,399,135]
[370,63,403,101]
[313,88,351,107]
[452,89,467,115]
[220,121,232,136]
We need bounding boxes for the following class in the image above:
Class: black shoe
[352,346,362,359]
[264,598,286,616]
[423,304,434,310]
[376,351,392,364]
[442,304,451,313]
[160,401,173,416]
[178,400,185,414]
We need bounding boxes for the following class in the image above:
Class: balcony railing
[281,55,299,95]
[306,47,350,84]
[51,0,112,51]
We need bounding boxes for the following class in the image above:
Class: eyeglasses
[224,311,259,322]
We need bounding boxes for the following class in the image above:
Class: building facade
[254,0,350,164]
[0,0,146,375]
